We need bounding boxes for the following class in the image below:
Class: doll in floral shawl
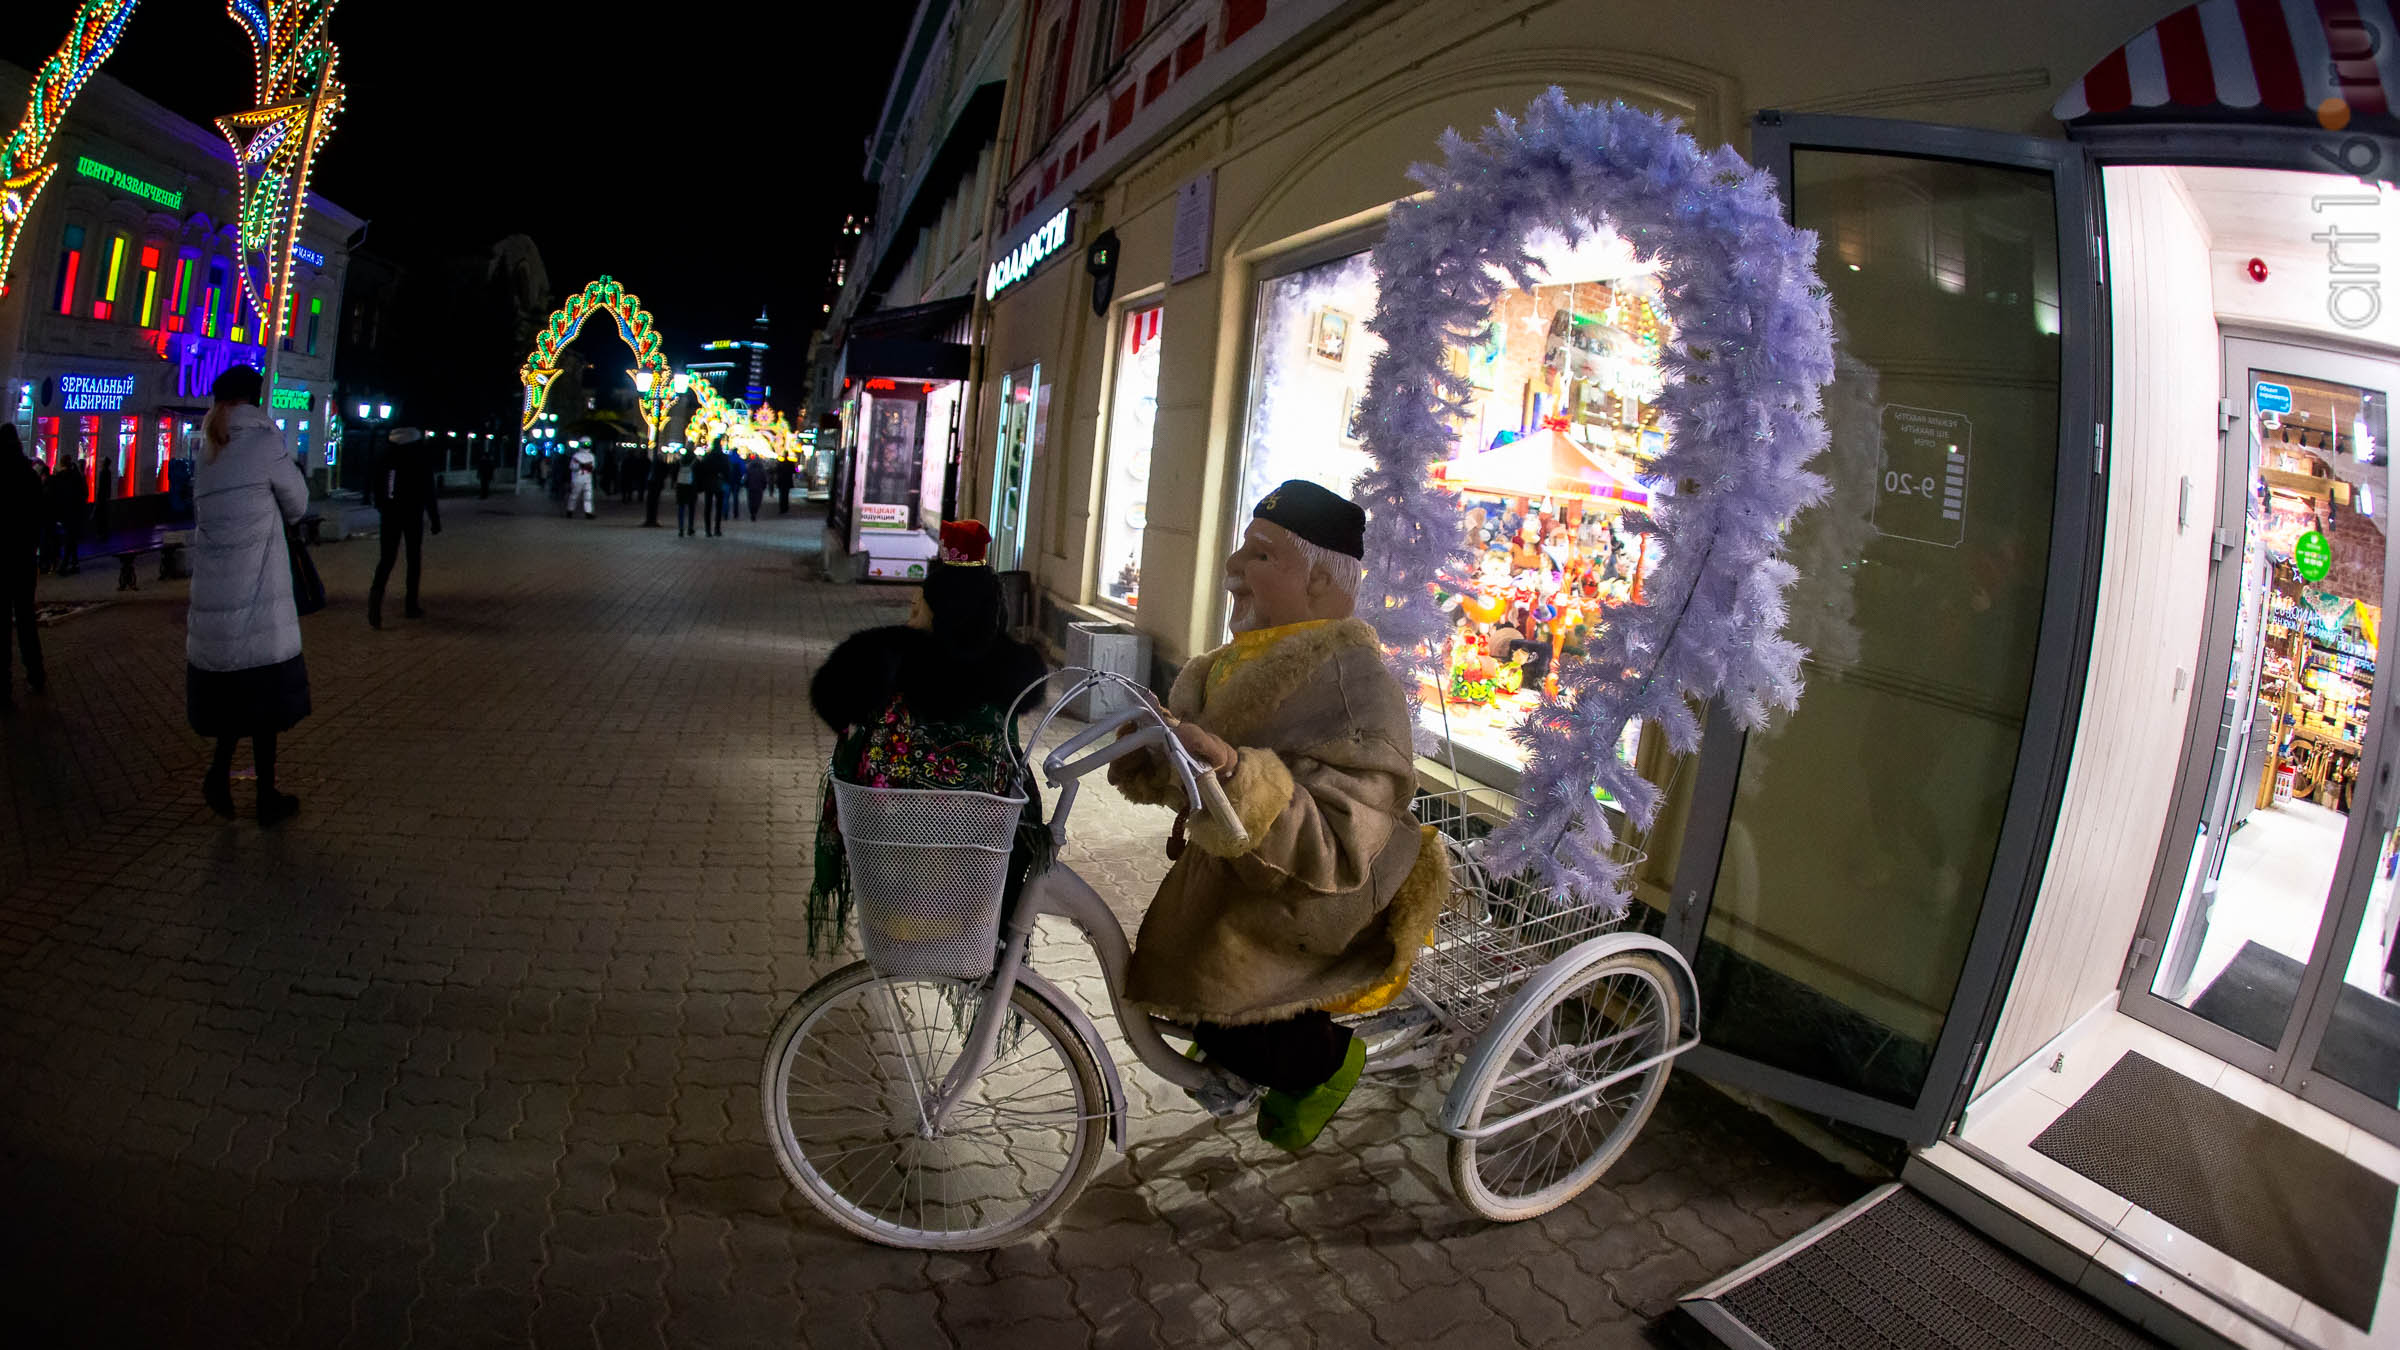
[807,521,1050,952]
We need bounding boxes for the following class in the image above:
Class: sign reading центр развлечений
[75,157,181,209]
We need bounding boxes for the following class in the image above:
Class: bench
[108,531,191,591]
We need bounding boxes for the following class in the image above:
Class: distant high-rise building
[694,309,769,410]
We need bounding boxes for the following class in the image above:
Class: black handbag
[285,523,326,617]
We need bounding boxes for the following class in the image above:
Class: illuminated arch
[1,3,142,300]
[520,276,670,432]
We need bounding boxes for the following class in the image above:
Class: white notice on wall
[1873,404,1971,548]
[1171,170,1215,284]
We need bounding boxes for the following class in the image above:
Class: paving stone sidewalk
[0,501,1864,1347]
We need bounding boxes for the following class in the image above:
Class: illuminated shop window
[230,278,247,345]
[138,245,161,327]
[1097,305,1163,609]
[306,296,322,356]
[167,253,195,332]
[94,233,128,321]
[1237,233,1670,777]
[78,415,100,499]
[34,415,58,468]
[203,259,226,338]
[155,418,174,491]
[117,417,139,495]
[55,225,85,316]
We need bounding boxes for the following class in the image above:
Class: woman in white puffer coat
[187,365,311,826]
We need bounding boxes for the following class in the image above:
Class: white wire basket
[1406,786,1645,1033]
[832,780,1027,979]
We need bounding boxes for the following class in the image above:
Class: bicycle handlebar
[1013,668,1251,854]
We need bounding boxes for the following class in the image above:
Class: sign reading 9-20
[1875,404,1972,548]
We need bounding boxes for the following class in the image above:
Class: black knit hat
[210,364,263,406]
[1254,479,1366,558]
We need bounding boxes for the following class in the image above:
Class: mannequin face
[1224,519,1352,633]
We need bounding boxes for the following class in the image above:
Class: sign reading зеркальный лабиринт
[59,372,137,412]
[1875,404,1971,548]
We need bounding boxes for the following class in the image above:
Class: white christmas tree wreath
[1354,90,1835,909]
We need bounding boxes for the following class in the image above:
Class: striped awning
[2054,0,2400,130]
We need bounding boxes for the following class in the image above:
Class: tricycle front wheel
[1445,950,1682,1222]
[761,961,1109,1250]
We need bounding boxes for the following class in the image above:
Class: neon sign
[986,208,1071,300]
[75,156,181,209]
[292,244,324,267]
[58,372,136,411]
[168,332,267,400]
[270,385,310,410]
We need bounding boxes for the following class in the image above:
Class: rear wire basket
[1407,786,1643,1032]
[831,780,1027,979]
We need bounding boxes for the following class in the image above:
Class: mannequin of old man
[1110,480,1449,1150]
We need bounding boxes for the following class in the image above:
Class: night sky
[7,2,919,400]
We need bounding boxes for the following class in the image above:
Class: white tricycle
[762,669,1701,1250]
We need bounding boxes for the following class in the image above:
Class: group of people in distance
[528,439,798,535]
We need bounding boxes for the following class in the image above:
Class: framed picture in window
[1310,308,1352,367]
[1342,387,1365,443]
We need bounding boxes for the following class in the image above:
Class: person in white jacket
[186,365,310,827]
[568,444,597,519]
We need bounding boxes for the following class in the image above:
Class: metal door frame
[2118,337,2400,1144]
[1663,112,2106,1145]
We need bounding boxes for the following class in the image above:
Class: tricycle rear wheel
[1445,949,1681,1222]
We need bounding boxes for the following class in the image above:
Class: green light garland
[0,2,143,299]
[520,276,672,434]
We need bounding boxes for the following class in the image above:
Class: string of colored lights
[215,0,344,354]
[0,2,143,300]
[520,277,673,434]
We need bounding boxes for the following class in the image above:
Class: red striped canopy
[2054,0,2399,129]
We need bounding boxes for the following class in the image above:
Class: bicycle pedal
[1185,1070,1265,1119]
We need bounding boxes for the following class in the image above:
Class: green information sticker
[2295,530,2332,582]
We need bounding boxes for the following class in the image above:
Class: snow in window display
[1354,91,1834,907]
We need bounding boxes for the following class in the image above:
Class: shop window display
[1098,306,1163,609]
[1239,233,1669,777]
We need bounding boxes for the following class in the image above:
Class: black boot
[367,589,384,629]
[257,789,301,828]
[202,769,235,818]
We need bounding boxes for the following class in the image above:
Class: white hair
[1291,533,1363,598]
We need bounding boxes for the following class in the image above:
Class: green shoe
[1256,1037,1366,1152]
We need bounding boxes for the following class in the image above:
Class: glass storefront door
[989,366,1043,572]
[2131,339,2400,1143]
[1666,115,2100,1144]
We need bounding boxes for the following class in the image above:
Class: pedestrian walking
[48,453,87,576]
[698,441,728,538]
[368,426,442,628]
[674,454,701,536]
[549,450,571,511]
[474,442,497,499]
[621,447,647,507]
[643,451,667,527]
[186,366,310,827]
[568,444,597,519]
[717,446,740,528]
[745,455,767,522]
[774,456,794,514]
[0,426,46,709]
[92,455,114,544]
[599,449,619,499]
